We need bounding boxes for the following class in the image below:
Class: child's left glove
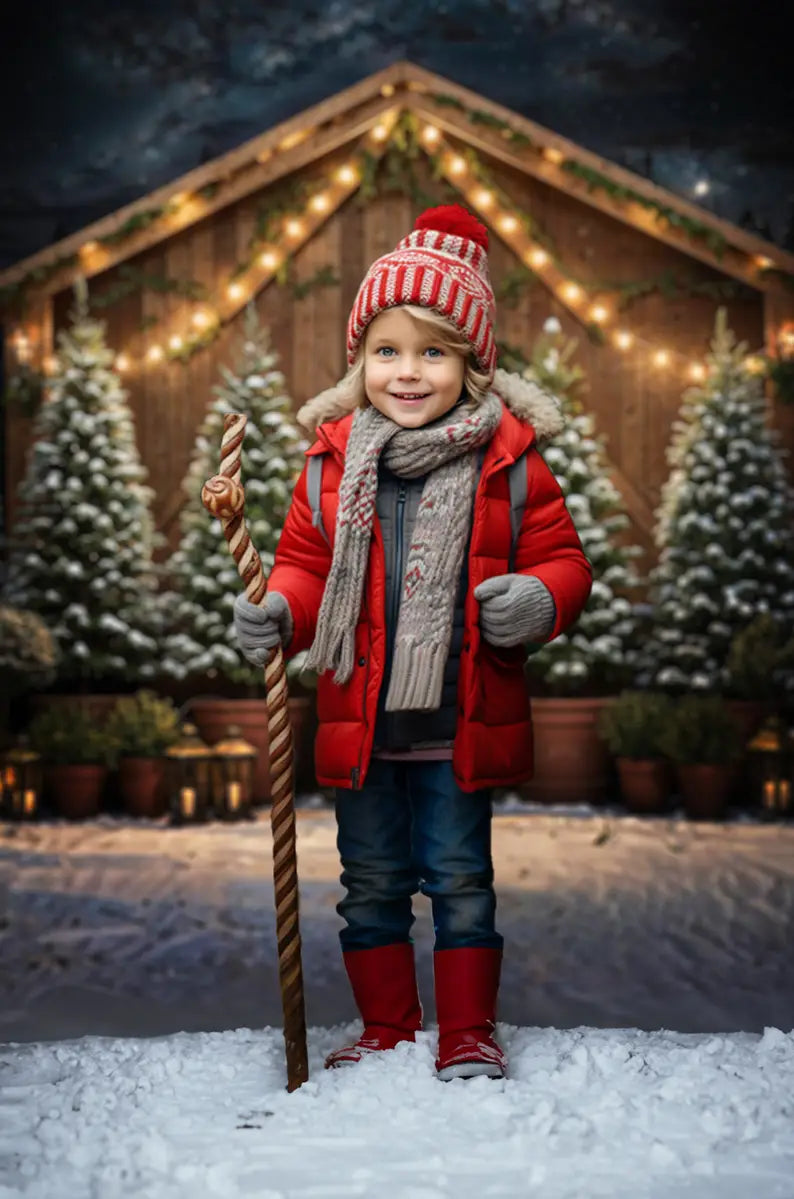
[473,574,556,648]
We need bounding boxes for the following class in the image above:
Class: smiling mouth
[391,392,432,401]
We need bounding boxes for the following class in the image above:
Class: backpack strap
[507,450,528,572]
[305,454,330,546]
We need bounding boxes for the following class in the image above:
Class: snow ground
[1,803,793,1197]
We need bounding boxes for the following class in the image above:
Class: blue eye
[425,347,443,359]
[376,346,395,357]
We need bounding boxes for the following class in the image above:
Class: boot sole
[437,1061,506,1081]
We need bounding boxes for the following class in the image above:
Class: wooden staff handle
[201,411,308,1092]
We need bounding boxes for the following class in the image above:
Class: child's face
[363,308,466,428]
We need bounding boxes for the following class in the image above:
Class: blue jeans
[334,759,503,952]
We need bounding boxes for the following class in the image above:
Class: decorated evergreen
[517,317,641,694]
[636,309,794,696]
[161,306,306,684]
[2,281,161,686]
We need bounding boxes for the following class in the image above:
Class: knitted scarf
[305,393,502,711]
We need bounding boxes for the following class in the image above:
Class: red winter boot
[325,942,423,1069]
[434,947,507,1081]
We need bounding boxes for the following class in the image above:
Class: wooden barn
[2,60,794,565]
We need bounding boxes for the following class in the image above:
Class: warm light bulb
[615,331,634,350]
[589,305,609,324]
[688,362,706,382]
[169,335,183,352]
[192,310,212,329]
[115,353,130,372]
[336,165,357,185]
[260,250,279,270]
[563,283,582,303]
[169,192,189,210]
[447,155,467,176]
[371,124,389,142]
[744,355,766,375]
[43,355,59,375]
[227,282,244,301]
[380,84,395,98]
[13,331,31,362]
[473,188,494,208]
[147,345,164,364]
[284,219,303,238]
[498,214,518,234]
[310,193,330,213]
[80,240,99,256]
[693,180,710,197]
[529,248,549,268]
[654,349,670,367]
[422,125,441,145]
[543,147,564,165]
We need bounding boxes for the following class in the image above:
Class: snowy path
[1,1024,793,1198]
[2,808,793,1197]
[1,807,793,1041]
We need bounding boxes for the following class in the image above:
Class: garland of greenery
[89,265,208,311]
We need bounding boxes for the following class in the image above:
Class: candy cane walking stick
[202,412,308,1092]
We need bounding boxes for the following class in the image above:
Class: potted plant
[105,690,182,817]
[725,614,794,736]
[658,695,744,820]
[27,705,117,819]
[597,691,674,813]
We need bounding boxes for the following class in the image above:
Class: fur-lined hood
[296,368,563,446]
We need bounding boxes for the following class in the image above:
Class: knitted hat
[346,203,497,380]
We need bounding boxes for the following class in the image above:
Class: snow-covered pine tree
[162,306,306,685]
[3,280,161,686]
[519,317,641,694]
[636,308,794,693]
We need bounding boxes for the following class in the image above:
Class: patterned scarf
[305,393,502,710]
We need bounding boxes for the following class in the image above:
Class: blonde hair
[341,305,492,410]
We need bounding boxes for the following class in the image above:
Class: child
[234,204,592,1080]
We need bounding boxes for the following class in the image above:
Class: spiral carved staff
[202,412,308,1092]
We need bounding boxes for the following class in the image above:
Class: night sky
[2,0,793,272]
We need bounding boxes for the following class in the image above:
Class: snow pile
[1,1023,792,1197]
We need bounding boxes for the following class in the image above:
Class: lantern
[165,723,213,824]
[746,721,793,817]
[210,726,257,821]
[1,739,42,821]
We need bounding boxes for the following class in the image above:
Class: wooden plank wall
[11,150,773,572]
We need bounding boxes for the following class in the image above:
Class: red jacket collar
[308,402,537,470]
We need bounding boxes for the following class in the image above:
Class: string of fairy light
[7,108,793,388]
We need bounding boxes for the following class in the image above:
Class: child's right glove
[233,592,294,666]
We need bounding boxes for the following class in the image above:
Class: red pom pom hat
[346,203,497,380]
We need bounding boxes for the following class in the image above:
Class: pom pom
[414,204,489,250]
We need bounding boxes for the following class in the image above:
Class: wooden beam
[409,96,789,293]
[395,63,794,284]
[0,96,399,303]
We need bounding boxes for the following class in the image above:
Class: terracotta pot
[677,763,735,820]
[188,695,318,804]
[117,756,168,818]
[616,757,673,814]
[521,697,614,805]
[46,764,107,819]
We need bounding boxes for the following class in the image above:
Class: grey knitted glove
[233,591,294,666]
[473,574,556,648]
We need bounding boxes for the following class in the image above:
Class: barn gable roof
[1,60,793,307]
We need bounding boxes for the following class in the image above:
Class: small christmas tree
[162,306,306,685]
[3,281,161,686]
[517,317,641,694]
[636,309,794,694]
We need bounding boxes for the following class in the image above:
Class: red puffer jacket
[269,374,592,792]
